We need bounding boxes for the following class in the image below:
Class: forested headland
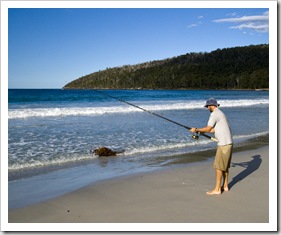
[64,44,269,90]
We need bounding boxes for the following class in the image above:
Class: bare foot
[206,189,221,195]
[221,187,229,192]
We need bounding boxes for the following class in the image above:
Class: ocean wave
[8,99,268,119]
[234,131,269,140]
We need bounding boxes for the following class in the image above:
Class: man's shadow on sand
[228,155,262,190]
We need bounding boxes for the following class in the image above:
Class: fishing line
[94,90,218,142]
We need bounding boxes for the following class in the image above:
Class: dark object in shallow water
[91,147,125,157]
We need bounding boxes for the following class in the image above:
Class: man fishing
[190,98,233,195]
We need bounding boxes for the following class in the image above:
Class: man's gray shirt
[207,108,233,146]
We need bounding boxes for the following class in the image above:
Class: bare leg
[222,170,229,191]
[206,169,222,195]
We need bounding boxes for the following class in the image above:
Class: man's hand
[189,127,197,133]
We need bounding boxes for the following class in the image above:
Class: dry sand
[8,145,274,231]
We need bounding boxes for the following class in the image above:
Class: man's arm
[190,126,214,133]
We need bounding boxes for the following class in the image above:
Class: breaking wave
[9,99,268,119]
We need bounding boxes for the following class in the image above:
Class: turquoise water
[8,89,269,208]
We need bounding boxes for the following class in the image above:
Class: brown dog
[91,147,124,157]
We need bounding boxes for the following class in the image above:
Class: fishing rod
[95,90,218,142]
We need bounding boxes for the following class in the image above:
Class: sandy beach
[7,143,276,231]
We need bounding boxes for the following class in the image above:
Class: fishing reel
[192,132,200,140]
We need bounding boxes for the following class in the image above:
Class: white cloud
[186,23,198,28]
[213,11,269,33]
[186,21,202,28]
[230,23,269,32]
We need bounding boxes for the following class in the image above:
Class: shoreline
[9,134,269,182]
[8,142,271,227]
[62,87,269,91]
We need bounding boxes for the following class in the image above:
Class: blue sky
[8,6,270,88]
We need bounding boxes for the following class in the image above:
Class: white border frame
[1,0,277,232]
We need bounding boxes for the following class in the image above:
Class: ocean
[8,89,269,209]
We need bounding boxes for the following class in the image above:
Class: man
[190,98,233,195]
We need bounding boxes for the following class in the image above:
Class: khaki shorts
[213,144,233,171]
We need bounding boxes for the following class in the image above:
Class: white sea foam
[8,141,203,171]
[8,99,268,119]
[8,131,268,171]
[233,131,269,140]
[8,153,98,171]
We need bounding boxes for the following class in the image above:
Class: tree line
[64,44,269,90]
